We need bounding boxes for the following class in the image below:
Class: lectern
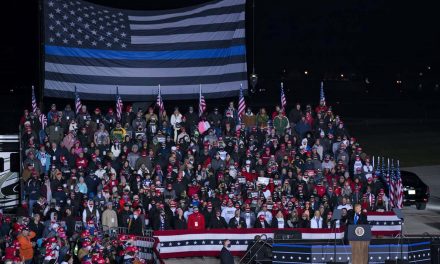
[347,225,372,264]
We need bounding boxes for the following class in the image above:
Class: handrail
[239,234,272,264]
[243,239,273,264]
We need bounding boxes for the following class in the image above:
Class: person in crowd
[310,210,324,229]
[187,206,205,230]
[17,226,36,264]
[8,98,394,262]
[220,239,234,264]
[228,209,246,229]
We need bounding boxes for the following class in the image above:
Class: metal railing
[239,234,273,264]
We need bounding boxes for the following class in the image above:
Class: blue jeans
[28,199,37,216]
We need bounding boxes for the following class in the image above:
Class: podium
[347,225,372,264]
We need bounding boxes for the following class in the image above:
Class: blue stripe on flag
[45,45,245,60]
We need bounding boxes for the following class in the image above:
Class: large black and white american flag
[44,0,247,100]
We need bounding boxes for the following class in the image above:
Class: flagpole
[199,84,202,117]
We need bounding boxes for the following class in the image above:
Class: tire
[416,202,426,210]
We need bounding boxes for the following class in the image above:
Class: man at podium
[347,204,368,225]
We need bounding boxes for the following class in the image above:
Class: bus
[0,134,20,211]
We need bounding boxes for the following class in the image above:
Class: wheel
[416,202,426,210]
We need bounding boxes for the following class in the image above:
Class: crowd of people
[0,98,391,263]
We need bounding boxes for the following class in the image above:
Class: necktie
[354,214,358,225]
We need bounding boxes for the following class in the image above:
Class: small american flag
[199,84,206,117]
[238,83,246,119]
[388,160,395,208]
[394,160,403,209]
[75,86,82,114]
[320,81,326,102]
[116,87,123,121]
[40,114,48,130]
[156,85,164,113]
[280,82,287,110]
[31,86,38,113]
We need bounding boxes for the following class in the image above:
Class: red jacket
[187,212,205,230]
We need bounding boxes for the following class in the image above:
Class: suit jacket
[228,217,247,229]
[220,247,234,264]
[254,220,270,229]
[210,216,228,229]
[240,212,256,228]
[346,211,368,225]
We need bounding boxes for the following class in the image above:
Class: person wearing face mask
[153,209,171,231]
[129,209,144,235]
[254,215,269,228]
[228,209,246,229]
[77,241,92,261]
[187,206,205,230]
[102,202,118,231]
[220,239,234,264]
[240,204,256,228]
[173,208,187,230]
[299,212,310,228]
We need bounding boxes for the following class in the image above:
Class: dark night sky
[0,0,439,132]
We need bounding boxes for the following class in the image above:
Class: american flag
[116,87,123,121]
[237,83,246,119]
[320,81,325,102]
[199,84,206,117]
[280,82,287,110]
[43,0,247,100]
[31,86,38,113]
[156,85,164,113]
[394,160,404,209]
[39,114,48,130]
[75,86,82,114]
[388,160,395,208]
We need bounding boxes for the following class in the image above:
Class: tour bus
[0,134,20,211]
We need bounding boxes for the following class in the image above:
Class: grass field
[346,119,440,167]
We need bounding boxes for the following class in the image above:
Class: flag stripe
[45,54,245,68]
[131,20,245,36]
[127,0,244,22]
[45,62,247,78]
[45,45,245,60]
[131,29,245,45]
[45,71,245,86]
[45,80,247,100]
[130,12,245,30]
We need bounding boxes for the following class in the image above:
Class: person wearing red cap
[16,226,36,263]
[187,206,205,230]
[91,107,104,125]
[254,214,269,228]
[134,149,153,172]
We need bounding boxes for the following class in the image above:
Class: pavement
[401,165,440,235]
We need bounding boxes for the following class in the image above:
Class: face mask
[227,244,231,248]
[302,217,307,220]
[133,215,138,219]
